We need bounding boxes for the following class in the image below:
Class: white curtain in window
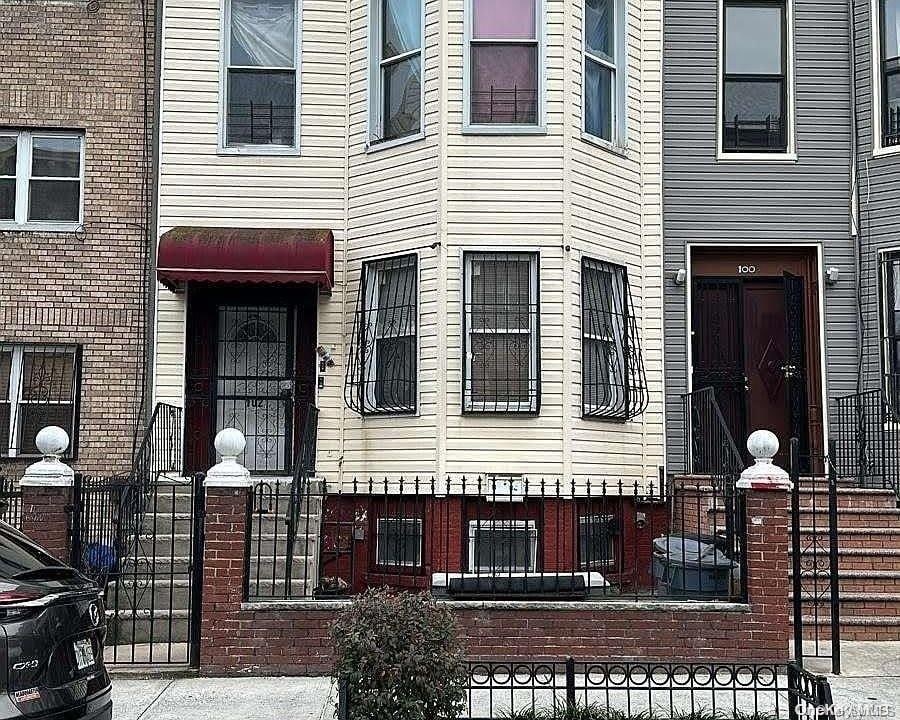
[230,0,295,67]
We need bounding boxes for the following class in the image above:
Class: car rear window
[0,526,63,579]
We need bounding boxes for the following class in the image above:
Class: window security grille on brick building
[581,258,648,420]
[0,344,80,458]
[463,252,540,413]
[345,254,418,415]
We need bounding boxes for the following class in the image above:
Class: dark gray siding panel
[663,0,858,470]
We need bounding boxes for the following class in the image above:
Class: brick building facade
[0,0,155,477]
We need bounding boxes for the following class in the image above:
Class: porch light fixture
[825,267,840,285]
[673,268,687,285]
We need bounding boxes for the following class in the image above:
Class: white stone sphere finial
[737,429,792,491]
[35,426,70,458]
[21,425,74,487]
[204,428,252,488]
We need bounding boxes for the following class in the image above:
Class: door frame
[686,243,829,460]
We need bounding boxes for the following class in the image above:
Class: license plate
[73,639,94,671]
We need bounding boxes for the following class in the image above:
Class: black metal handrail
[681,387,744,482]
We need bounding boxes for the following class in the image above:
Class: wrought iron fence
[245,473,748,603]
[681,387,745,482]
[0,475,21,529]
[338,658,834,720]
[833,383,900,501]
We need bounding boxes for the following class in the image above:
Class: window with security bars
[0,344,80,457]
[578,514,617,569]
[375,517,423,567]
[881,0,900,147]
[581,258,648,420]
[882,253,900,408]
[345,254,418,414]
[464,252,540,413]
[468,519,538,574]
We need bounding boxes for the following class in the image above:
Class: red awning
[157,227,334,291]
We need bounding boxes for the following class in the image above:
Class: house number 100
[737,265,757,274]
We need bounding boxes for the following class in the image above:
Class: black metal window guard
[880,0,899,147]
[338,659,835,720]
[245,473,748,604]
[345,254,418,415]
[0,343,80,459]
[470,88,539,125]
[463,252,540,414]
[226,101,296,146]
[582,258,649,420]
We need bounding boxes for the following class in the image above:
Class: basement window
[578,514,618,569]
[0,344,80,458]
[375,517,423,568]
[468,519,538,574]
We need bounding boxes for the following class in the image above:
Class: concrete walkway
[111,642,900,719]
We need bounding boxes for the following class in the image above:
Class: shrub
[331,588,468,720]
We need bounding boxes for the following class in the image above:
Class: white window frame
[367,0,425,151]
[715,0,797,161]
[467,519,538,574]
[362,254,419,414]
[873,0,900,156]
[218,0,302,155]
[0,130,84,232]
[581,0,628,148]
[463,252,540,414]
[375,517,423,567]
[0,344,79,458]
[462,0,546,134]
[578,514,617,569]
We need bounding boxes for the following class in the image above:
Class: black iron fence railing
[0,475,21,529]
[245,474,748,603]
[833,382,900,501]
[338,659,835,720]
[681,387,745,482]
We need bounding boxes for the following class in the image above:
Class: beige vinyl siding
[153,0,665,484]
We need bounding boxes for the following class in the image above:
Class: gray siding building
[662,0,899,470]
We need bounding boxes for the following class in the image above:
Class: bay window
[463,252,540,413]
[0,344,80,458]
[584,0,623,142]
[467,0,542,127]
[881,0,900,147]
[0,131,83,228]
[224,0,299,148]
[371,0,423,144]
[721,0,789,153]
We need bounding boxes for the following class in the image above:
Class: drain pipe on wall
[847,0,865,394]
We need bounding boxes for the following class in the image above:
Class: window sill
[0,222,81,233]
[366,132,425,154]
[716,151,798,163]
[461,125,548,136]
[580,132,629,158]
[872,145,900,158]
[217,144,301,157]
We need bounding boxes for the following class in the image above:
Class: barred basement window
[463,252,540,413]
[0,344,80,458]
[468,519,538,574]
[345,254,418,414]
[581,258,648,420]
[375,517,423,567]
[578,514,618,569]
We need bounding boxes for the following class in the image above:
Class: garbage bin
[652,535,737,596]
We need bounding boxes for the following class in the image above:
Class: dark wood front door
[691,249,823,467]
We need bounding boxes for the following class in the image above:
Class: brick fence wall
[199,486,791,676]
[0,0,154,478]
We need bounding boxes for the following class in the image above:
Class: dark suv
[0,522,111,719]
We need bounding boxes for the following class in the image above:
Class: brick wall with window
[0,0,153,476]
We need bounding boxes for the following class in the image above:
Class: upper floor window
[584,0,624,143]
[466,0,542,128]
[721,0,790,153]
[224,0,299,149]
[345,254,418,415]
[0,344,80,458]
[370,0,423,144]
[581,258,649,420]
[0,131,83,230]
[881,0,900,147]
[463,252,540,413]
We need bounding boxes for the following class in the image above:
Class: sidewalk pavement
[112,641,900,719]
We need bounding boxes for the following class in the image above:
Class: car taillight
[0,590,43,605]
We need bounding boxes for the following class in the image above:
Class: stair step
[104,608,190,644]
